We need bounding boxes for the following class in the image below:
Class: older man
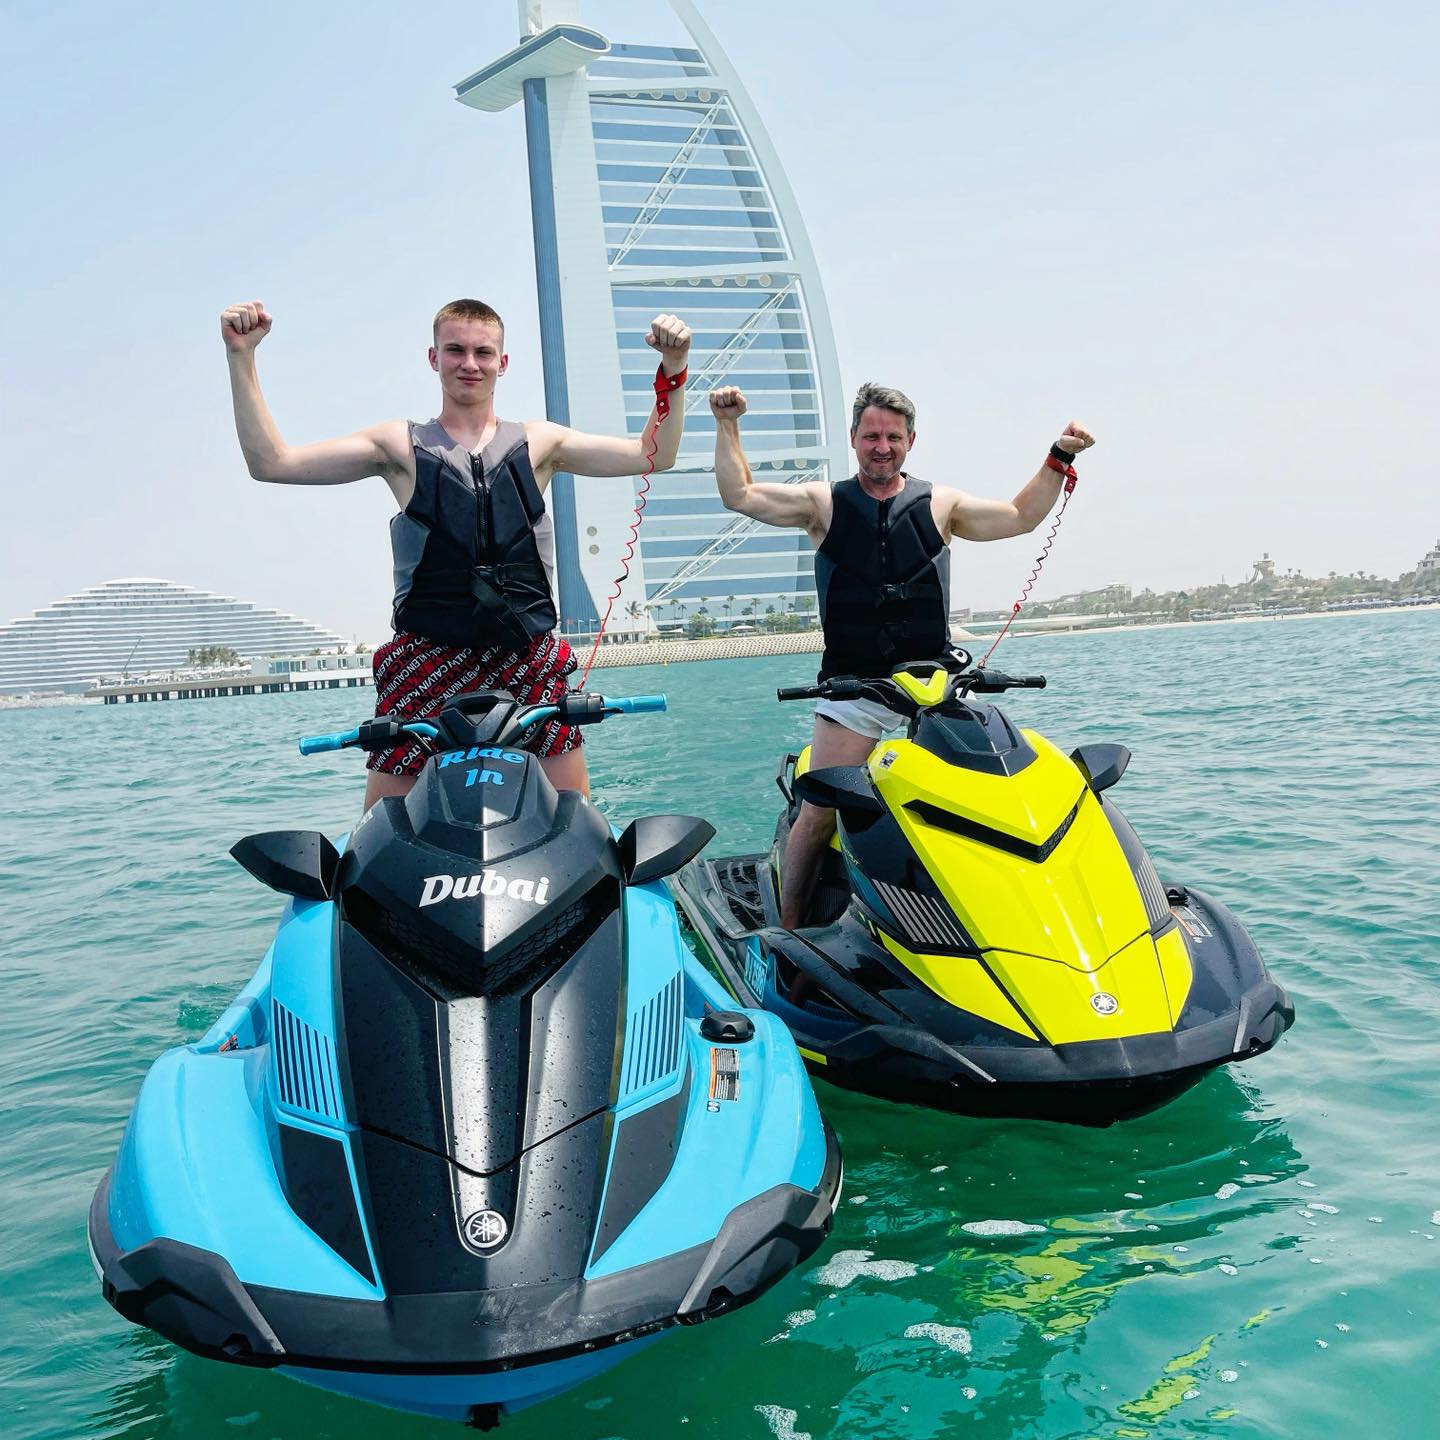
[709,381,1094,929]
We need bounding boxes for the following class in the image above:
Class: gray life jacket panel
[391,419,558,652]
[815,475,951,681]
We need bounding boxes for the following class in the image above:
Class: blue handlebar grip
[298,727,360,755]
[514,704,560,731]
[607,694,667,714]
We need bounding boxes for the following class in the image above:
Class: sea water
[3,609,1437,1439]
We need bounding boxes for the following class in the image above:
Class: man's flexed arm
[948,421,1096,541]
[222,301,406,487]
[528,315,693,481]
[711,388,822,532]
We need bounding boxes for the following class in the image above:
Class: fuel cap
[700,1009,755,1043]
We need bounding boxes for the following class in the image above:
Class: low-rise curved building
[0,578,344,696]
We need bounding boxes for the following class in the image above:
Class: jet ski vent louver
[1133,850,1172,932]
[872,880,973,952]
[272,1001,341,1122]
[621,972,684,1099]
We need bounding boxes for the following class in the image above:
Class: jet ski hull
[91,739,841,1423]
[673,853,1293,1127]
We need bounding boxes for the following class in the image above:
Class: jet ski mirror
[792,766,886,815]
[1070,743,1132,794]
[619,814,717,885]
[230,830,340,900]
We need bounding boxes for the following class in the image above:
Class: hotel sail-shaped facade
[456,0,847,635]
[0,579,344,695]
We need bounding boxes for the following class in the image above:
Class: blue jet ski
[89,689,840,1426]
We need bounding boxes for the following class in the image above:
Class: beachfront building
[0,578,344,696]
[1417,539,1440,574]
[455,0,847,636]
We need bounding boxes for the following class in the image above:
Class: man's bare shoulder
[927,482,964,540]
[521,418,568,478]
[368,418,411,458]
[804,481,834,542]
[366,420,415,505]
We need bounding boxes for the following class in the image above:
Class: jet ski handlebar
[298,692,667,756]
[966,669,1047,693]
[777,663,1046,712]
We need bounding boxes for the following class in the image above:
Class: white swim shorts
[814,696,907,741]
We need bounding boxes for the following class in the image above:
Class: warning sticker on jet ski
[1172,904,1213,939]
[709,1047,740,1102]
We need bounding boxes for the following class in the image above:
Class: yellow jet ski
[671,650,1294,1125]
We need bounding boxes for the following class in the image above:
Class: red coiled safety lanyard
[977,456,1079,666]
[578,365,686,689]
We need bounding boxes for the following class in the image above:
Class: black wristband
[1048,443,1077,466]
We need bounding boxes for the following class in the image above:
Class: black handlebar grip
[1019,676,1048,688]
[356,717,408,750]
[560,693,608,724]
[776,685,819,702]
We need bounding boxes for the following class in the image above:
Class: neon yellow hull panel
[876,930,1038,1039]
[874,732,1150,965]
[984,933,1176,1044]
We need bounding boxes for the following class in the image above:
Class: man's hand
[709,386,747,423]
[643,313,691,377]
[1053,421,1096,458]
[222,300,273,353]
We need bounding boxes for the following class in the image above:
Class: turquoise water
[3,610,1437,1439]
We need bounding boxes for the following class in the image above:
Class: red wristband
[652,365,686,420]
[1044,454,1077,478]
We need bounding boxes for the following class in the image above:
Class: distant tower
[1418,539,1440,574]
[455,0,847,635]
[1249,552,1276,587]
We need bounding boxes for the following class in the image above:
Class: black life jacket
[390,419,557,652]
[815,475,951,681]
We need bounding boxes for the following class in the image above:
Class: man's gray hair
[850,382,916,435]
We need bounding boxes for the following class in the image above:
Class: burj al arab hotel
[455,1,846,637]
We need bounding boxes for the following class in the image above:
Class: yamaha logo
[1090,991,1119,1016]
[462,1209,509,1252]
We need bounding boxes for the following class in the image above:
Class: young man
[709,381,1095,930]
[221,298,691,809]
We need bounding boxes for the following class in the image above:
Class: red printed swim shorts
[366,630,582,777]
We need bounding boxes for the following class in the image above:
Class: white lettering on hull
[418,871,551,908]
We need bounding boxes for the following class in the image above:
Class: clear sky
[2,0,1436,641]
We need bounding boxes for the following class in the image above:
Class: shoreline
[2,602,1434,710]
[1003,599,1440,640]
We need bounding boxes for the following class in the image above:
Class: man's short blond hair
[432,298,505,345]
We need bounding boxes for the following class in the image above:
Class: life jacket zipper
[471,452,489,564]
